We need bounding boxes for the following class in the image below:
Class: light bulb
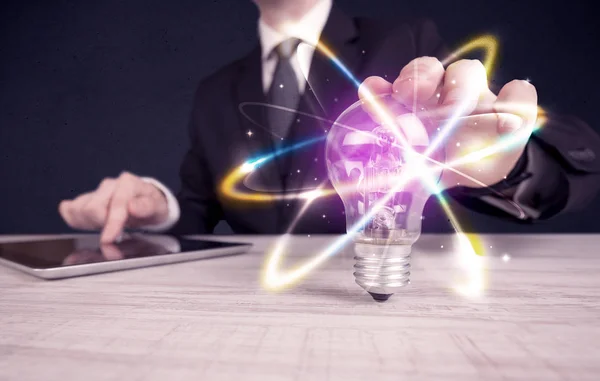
[325,95,444,302]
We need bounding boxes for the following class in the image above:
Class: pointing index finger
[100,174,139,243]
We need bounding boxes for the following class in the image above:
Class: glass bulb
[325,95,444,301]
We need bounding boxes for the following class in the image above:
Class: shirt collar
[258,0,333,60]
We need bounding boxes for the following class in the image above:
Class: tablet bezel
[0,235,252,280]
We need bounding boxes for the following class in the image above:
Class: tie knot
[273,38,301,59]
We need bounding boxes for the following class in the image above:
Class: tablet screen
[0,235,243,269]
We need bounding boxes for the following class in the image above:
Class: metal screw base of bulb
[353,242,411,301]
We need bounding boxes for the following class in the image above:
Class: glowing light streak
[425,98,475,157]
[263,166,419,290]
[219,135,336,202]
[418,166,486,296]
[441,35,498,77]
[264,103,469,290]
[312,40,412,150]
[262,35,500,291]
[449,116,544,167]
[222,33,545,294]
[222,108,537,205]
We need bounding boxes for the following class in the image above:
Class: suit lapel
[230,8,369,230]
[234,46,285,192]
[285,7,365,190]
[232,46,283,232]
[306,6,363,119]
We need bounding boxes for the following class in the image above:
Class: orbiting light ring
[221,34,548,296]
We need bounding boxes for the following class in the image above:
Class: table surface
[1,234,599,381]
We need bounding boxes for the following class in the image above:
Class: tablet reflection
[61,235,174,266]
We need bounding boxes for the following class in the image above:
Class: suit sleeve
[167,86,224,235]
[412,19,600,220]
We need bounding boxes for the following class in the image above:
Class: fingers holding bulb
[358,76,393,123]
[437,59,489,118]
[391,56,445,105]
[358,55,445,124]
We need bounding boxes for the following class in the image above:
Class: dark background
[1,0,598,234]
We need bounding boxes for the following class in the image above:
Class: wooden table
[1,234,599,380]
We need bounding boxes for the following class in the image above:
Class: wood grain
[1,234,599,381]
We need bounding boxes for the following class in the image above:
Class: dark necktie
[267,38,302,146]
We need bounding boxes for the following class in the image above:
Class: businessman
[59,0,600,242]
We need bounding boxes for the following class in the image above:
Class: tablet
[0,234,252,280]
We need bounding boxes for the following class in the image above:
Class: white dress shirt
[143,0,333,231]
[258,0,332,93]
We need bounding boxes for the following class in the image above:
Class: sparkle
[322,214,326,218]
[361,50,366,54]
[451,79,456,85]
[279,84,284,88]
[502,254,511,262]
[333,98,338,102]
[223,34,537,294]
[456,142,461,147]
[314,177,317,180]
[441,245,444,249]
[308,235,311,237]
[436,93,441,98]
[246,130,253,137]
[297,169,301,173]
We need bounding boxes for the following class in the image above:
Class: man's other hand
[58,172,169,243]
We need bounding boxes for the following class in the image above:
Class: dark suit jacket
[169,7,600,235]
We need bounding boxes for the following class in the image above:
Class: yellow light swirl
[441,34,498,77]
[219,34,548,296]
